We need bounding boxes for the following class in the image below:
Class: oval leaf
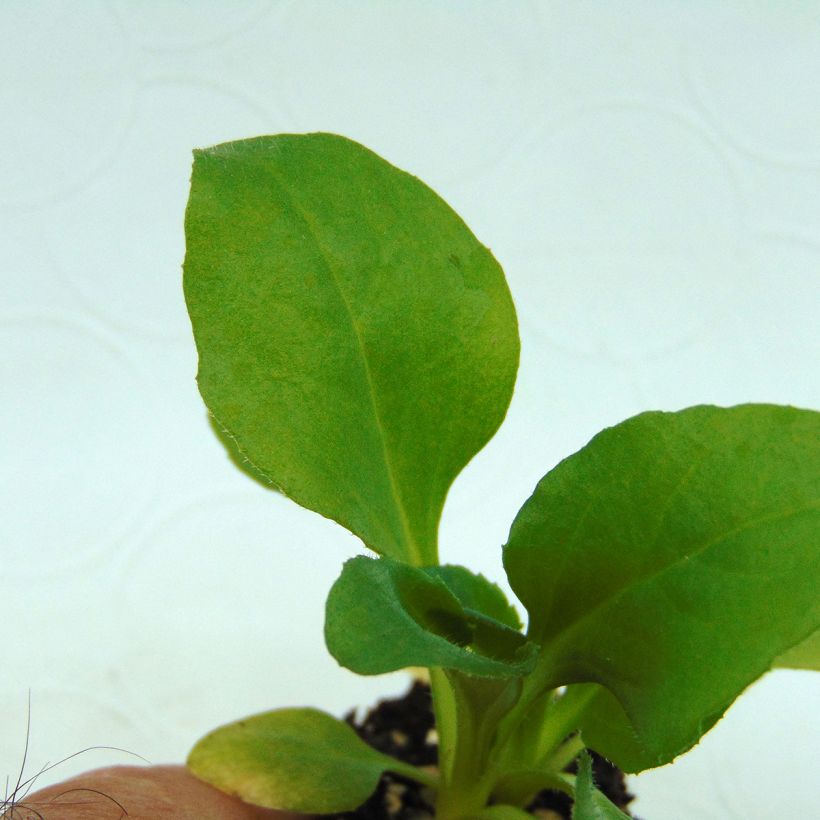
[184,133,519,565]
[325,556,537,678]
[187,707,429,813]
[504,404,820,769]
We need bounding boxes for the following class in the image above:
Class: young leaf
[436,671,525,812]
[187,707,432,813]
[184,133,519,565]
[325,556,537,678]
[426,564,523,629]
[572,752,631,820]
[504,404,820,770]
[497,685,599,777]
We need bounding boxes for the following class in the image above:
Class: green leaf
[426,564,523,629]
[574,684,726,774]
[433,671,525,814]
[504,404,820,770]
[496,685,598,777]
[325,556,537,678]
[775,627,820,670]
[187,707,431,813]
[572,752,631,820]
[572,686,655,774]
[207,415,279,493]
[184,133,519,565]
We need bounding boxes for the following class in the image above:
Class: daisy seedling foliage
[182,134,820,819]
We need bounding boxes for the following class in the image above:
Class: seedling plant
[181,134,820,819]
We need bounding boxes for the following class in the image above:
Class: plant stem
[491,678,600,776]
[543,733,585,773]
[433,674,521,819]
[429,667,458,784]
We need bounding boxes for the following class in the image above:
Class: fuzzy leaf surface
[426,564,523,629]
[325,556,537,677]
[504,404,820,770]
[572,752,631,820]
[573,683,726,774]
[187,707,427,813]
[184,133,519,565]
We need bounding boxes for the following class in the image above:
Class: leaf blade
[184,133,518,564]
[504,404,820,770]
[775,627,820,670]
[426,564,523,630]
[325,556,537,678]
[187,707,429,813]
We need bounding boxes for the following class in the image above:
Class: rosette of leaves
[182,133,820,819]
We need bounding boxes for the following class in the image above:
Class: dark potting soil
[328,680,637,820]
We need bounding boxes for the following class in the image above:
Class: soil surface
[328,681,636,820]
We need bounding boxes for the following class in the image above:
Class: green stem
[390,759,440,790]
[528,685,599,764]
[491,676,600,774]
[429,667,458,785]
[543,733,585,773]
[434,674,520,819]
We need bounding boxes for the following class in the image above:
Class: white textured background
[2,2,819,818]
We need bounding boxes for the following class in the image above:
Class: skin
[5,765,308,820]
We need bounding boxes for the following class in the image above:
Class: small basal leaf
[572,752,631,820]
[187,707,430,813]
[325,556,537,678]
[184,133,519,566]
[504,404,820,770]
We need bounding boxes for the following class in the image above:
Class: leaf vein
[551,501,820,657]
[263,168,422,564]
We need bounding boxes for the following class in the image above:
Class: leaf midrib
[263,165,422,564]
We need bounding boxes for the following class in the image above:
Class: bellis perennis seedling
[181,134,820,820]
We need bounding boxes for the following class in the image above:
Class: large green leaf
[504,404,820,769]
[325,556,537,678]
[574,683,726,774]
[184,133,519,565]
[187,707,432,813]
